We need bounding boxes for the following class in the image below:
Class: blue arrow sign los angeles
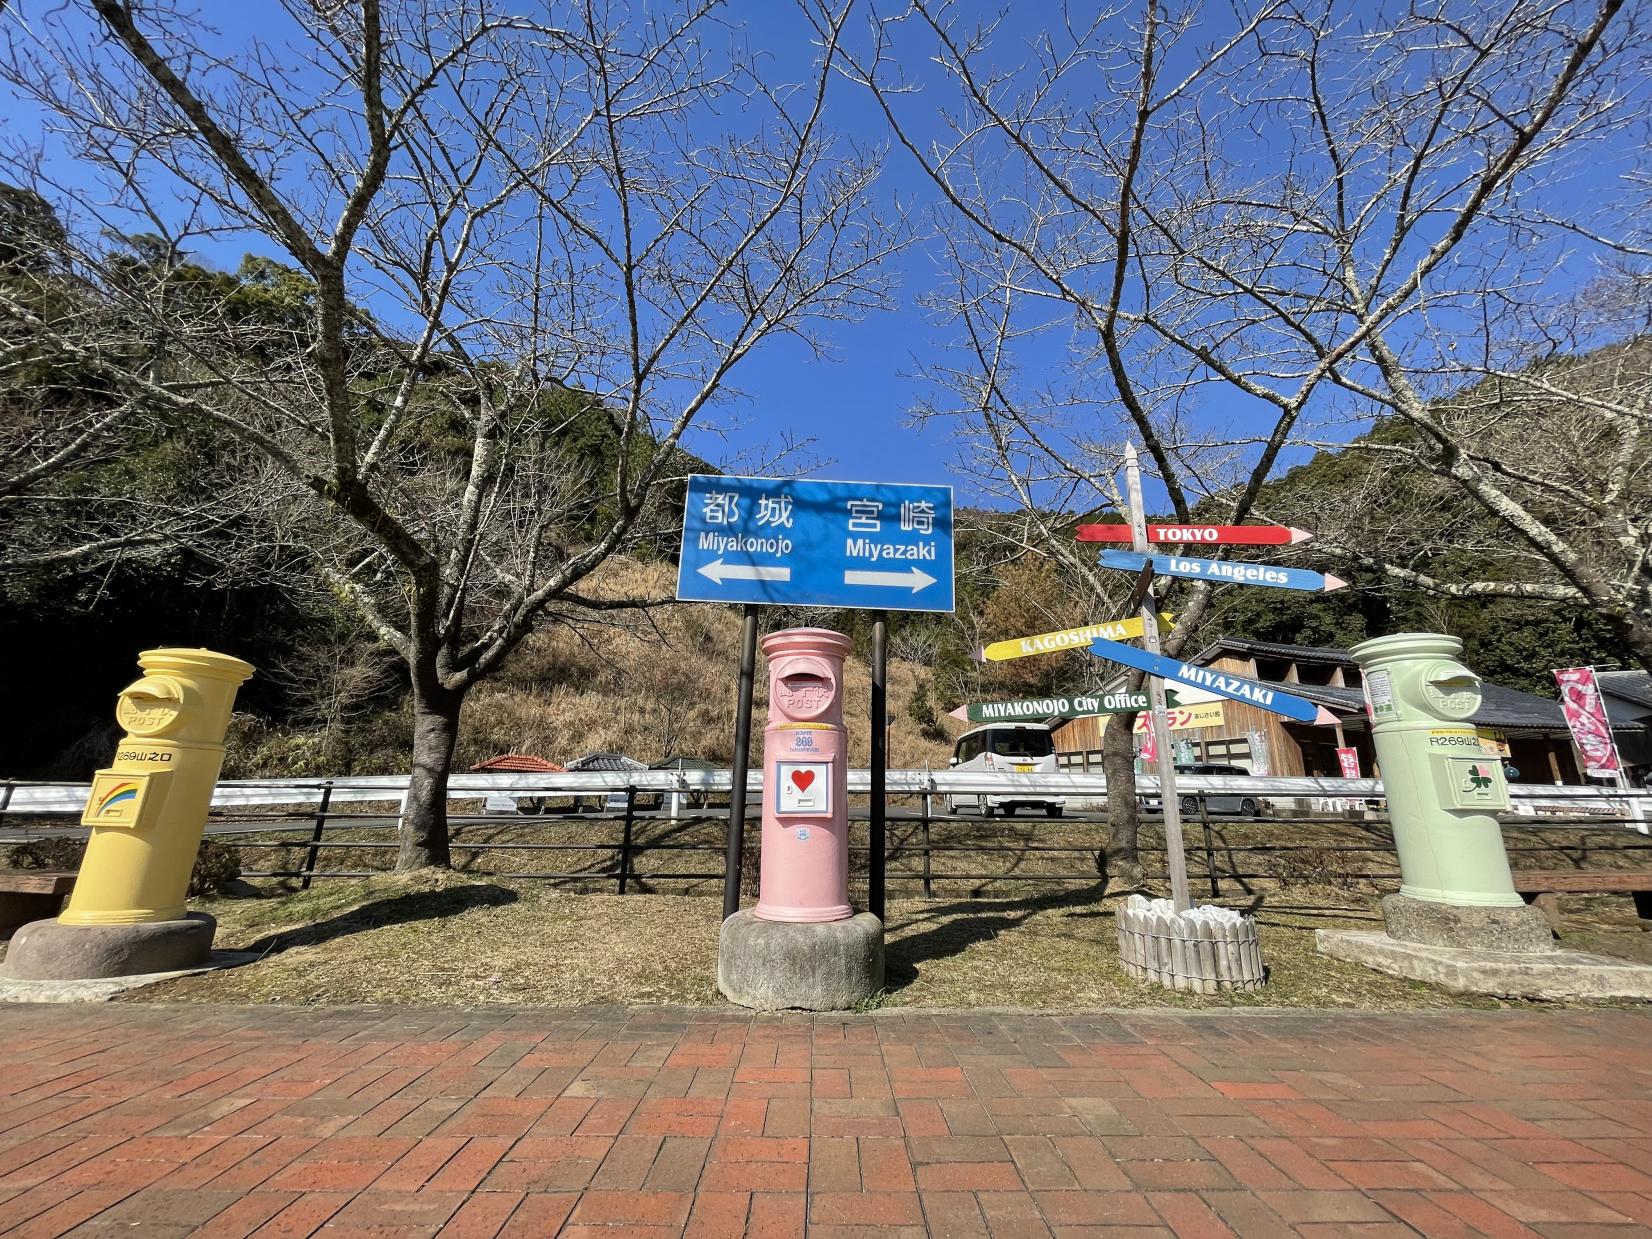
[676,475,955,612]
[1097,549,1346,593]
[1088,637,1321,722]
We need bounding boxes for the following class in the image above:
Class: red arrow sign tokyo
[1075,523,1313,546]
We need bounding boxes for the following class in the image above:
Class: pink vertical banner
[1336,747,1361,779]
[1138,717,1158,764]
[1554,667,1621,778]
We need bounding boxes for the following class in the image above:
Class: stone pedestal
[0,913,215,981]
[718,910,883,1011]
[1318,893,1652,1000]
[1380,893,1554,953]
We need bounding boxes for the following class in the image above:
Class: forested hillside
[4,184,1641,780]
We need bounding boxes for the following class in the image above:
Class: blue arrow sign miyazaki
[676,475,955,612]
[1097,549,1346,593]
[1088,637,1321,722]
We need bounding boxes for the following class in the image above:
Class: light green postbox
[1350,633,1522,908]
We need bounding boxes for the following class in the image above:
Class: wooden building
[1052,637,1641,785]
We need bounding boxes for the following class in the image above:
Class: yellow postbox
[59,648,253,926]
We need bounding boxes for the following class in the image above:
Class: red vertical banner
[1554,667,1622,778]
[1336,747,1361,779]
[1138,718,1158,764]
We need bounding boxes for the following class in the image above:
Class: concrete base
[1317,929,1652,1001]
[1382,893,1554,953]
[0,951,260,1003]
[0,913,216,982]
[719,910,884,1011]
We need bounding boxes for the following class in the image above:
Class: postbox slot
[776,671,834,716]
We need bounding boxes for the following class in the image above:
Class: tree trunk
[399,679,461,871]
[1097,712,1145,895]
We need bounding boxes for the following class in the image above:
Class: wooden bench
[1510,870,1652,934]
[0,871,77,940]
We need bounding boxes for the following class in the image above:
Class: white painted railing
[3,770,1648,828]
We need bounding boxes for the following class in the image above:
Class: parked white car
[945,723,1065,818]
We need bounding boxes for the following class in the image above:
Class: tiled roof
[651,755,720,771]
[564,752,648,771]
[1191,636,1359,666]
[469,753,565,773]
[1598,670,1652,713]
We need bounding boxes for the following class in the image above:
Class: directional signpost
[974,614,1173,663]
[1087,638,1320,723]
[1096,550,1345,594]
[1076,523,1313,545]
[677,474,956,923]
[1078,450,1345,914]
[950,690,1181,725]
[677,475,954,612]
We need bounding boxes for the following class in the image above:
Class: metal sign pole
[869,612,888,921]
[723,604,759,920]
[1124,444,1193,912]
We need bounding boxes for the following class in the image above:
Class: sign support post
[1124,445,1192,912]
[869,613,888,920]
[723,604,759,920]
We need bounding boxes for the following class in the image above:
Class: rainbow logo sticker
[93,781,140,816]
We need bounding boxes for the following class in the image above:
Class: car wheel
[979,796,993,817]
[1240,797,1259,817]
[1045,805,1063,818]
[1178,794,1200,816]
[1003,805,1017,818]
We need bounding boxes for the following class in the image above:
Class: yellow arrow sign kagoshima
[978,614,1174,663]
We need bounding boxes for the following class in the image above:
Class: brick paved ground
[1,1005,1650,1237]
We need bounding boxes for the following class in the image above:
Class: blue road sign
[676,475,955,612]
[1088,637,1321,722]
[1097,549,1347,593]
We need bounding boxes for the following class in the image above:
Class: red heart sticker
[790,769,815,792]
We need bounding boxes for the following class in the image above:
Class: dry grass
[124,875,1652,1011]
[227,557,957,777]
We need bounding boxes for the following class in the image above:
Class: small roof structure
[564,751,648,772]
[651,755,720,772]
[470,753,565,773]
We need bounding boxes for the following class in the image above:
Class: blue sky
[4,2,1642,503]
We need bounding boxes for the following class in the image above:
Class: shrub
[5,835,242,897]
[189,839,243,896]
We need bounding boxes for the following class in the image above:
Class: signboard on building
[677,475,954,612]
[1554,666,1622,778]
[1132,700,1225,734]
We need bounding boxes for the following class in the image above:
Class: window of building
[1200,738,1253,768]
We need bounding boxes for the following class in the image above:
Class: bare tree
[268,634,397,773]
[1287,284,1652,661]
[848,0,1637,888]
[0,0,895,867]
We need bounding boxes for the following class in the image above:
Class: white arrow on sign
[844,567,937,592]
[696,559,791,585]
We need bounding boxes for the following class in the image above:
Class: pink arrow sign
[1075,523,1313,546]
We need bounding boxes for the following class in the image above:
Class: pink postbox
[753,628,853,923]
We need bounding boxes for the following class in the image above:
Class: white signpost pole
[1124,444,1193,912]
